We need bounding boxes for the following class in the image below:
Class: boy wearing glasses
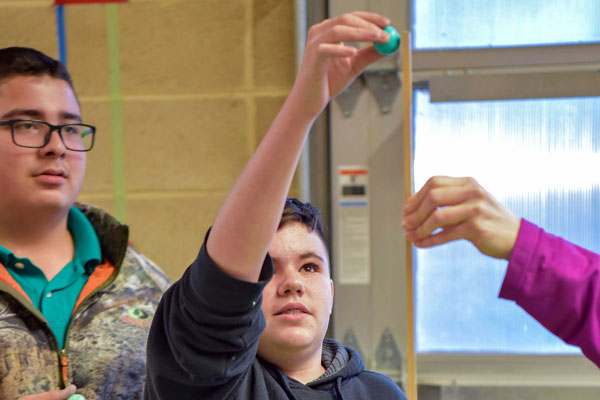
[0,47,170,400]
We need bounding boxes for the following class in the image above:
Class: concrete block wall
[0,0,297,279]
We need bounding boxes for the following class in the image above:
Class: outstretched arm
[207,11,390,282]
[404,175,600,367]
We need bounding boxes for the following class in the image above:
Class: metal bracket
[335,77,364,117]
[335,52,401,117]
[342,328,366,362]
[363,69,401,114]
[375,328,403,370]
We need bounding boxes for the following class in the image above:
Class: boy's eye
[15,122,37,130]
[301,264,318,273]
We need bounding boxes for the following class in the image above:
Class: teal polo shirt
[0,206,102,349]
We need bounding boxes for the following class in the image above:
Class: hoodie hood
[258,338,365,399]
[309,338,364,386]
[307,338,364,399]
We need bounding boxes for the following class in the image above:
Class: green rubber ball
[67,394,86,400]
[373,26,400,55]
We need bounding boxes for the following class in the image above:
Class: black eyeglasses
[0,119,96,152]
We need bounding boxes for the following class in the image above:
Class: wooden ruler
[401,30,417,400]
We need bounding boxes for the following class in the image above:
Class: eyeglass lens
[12,120,94,151]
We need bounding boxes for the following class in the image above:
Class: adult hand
[290,11,389,119]
[18,385,77,400]
[402,176,521,260]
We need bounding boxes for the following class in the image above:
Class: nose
[277,267,305,297]
[39,128,66,158]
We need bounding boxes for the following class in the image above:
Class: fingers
[350,45,385,73]
[403,176,480,243]
[18,385,77,400]
[61,385,77,400]
[290,11,392,114]
[322,25,387,47]
[308,12,390,50]
[403,176,478,231]
[351,11,391,28]
[315,11,390,36]
[412,211,521,260]
[404,176,521,259]
[404,176,473,214]
[412,222,467,249]
[317,43,359,58]
[405,202,477,242]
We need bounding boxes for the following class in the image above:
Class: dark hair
[0,47,74,88]
[279,198,328,251]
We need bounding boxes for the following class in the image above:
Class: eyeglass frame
[0,118,97,152]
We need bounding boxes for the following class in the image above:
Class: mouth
[275,303,310,316]
[36,169,67,178]
[33,168,69,185]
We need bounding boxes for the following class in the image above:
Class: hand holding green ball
[373,26,400,55]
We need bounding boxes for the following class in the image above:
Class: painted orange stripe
[73,260,115,314]
[0,263,32,303]
[339,169,368,175]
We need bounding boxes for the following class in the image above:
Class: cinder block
[118,1,246,95]
[0,5,57,55]
[254,95,300,198]
[64,4,110,97]
[79,100,114,193]
[0,0,303,271]
[122,97,249,191]
[76,195,115,218]
[253,0,296,89]
[254,94,286,147]
[126,193,223,280]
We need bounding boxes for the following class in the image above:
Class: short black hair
[279,198,328,252]
[0,47,74,88]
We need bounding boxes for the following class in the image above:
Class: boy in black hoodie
[145,11,407,400]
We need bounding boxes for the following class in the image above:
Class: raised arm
[145,13,394,400]
[207,11,390,282]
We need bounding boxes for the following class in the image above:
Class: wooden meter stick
[401,30,417,400]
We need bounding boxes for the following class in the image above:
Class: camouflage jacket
[0,204,171,400]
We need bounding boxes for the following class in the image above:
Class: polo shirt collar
[67,206,102,274]
[0,206,102,274]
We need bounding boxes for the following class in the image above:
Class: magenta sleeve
[500,219,600,368]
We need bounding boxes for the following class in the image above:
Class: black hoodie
[145,237,406,400]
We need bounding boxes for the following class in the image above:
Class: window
[412,0,600,356]
[414,91,600,353]
[414,0,600,49]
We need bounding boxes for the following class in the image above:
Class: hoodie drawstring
[334,376,346,400]
[275,367,301,400]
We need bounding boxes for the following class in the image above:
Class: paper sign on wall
[337,167,370,285]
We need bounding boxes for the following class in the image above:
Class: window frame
[326,0,600,388]
[411,38,600,388]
